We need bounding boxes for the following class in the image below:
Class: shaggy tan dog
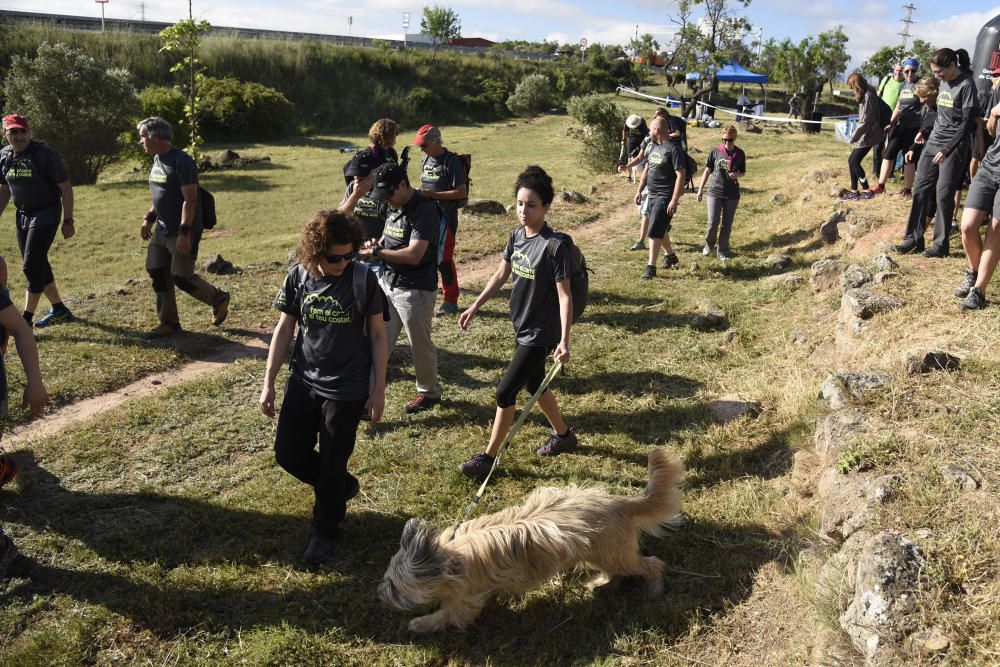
[378,447,684,633]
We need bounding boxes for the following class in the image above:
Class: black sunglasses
[903,69,916,73]
[325,251,357,263]
[722,137,735,142]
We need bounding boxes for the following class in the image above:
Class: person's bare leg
[974,217,1000,293]
[537,389,568,436]
[878,159,894,187]
[904,163,916,190]
[23,291,41,315]
[483,405,516,457]
[638,216,649,243]
[647,237,662,267]
[661,233,674,255]
[960,207,987,270]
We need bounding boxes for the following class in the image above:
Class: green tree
[566,93,627,173]
[3,42,139,184]
[860,45,904,81]
[770,29,851,120]
[907,39,936,71]
[629,33,660,72]
[506,73,554,117]
[159,7,211,156]
[420,5,461,53]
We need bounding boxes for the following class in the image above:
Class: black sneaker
[661,252,679,269]
[302,530,337,564]
[0,535,17,578]
[458,452,495,481]
[891,240,923,254]
[641,265,656,281]
[212,292,231,327]
[959,287,987,311]
[536,427,578,457]
[954,269,978,298]
[345,473,360,501]
[405,394,439,414]
[434,302,458,317]
[922,246,948,258]
[34,306,74,328]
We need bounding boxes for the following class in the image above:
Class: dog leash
[452,360,563,531]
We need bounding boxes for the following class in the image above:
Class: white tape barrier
[616,86,852,126]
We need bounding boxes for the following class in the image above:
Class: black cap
[369,163,407,200]
[345,149,378,177]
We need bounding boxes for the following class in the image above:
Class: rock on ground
[873,254,899,272]
[905,350,961,375]
[841,288,905,319]
[819,471,901,541]
[938,464,979,491]
[815,410,868,466]
[821,210,847,244]
[204,254,240,275]
[873,271,900,284]
[463,200,508,215]
[764,253,793,270]
[693,301,728,330]
[560,191,588,204]
[764,273,804,288]
[709,395,762,423]
[819,371,892,409]
[811,258,845,292]
[841,264,873,291]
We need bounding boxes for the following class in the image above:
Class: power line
[899,3,916,50]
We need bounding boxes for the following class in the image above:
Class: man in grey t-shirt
[137,117,230,338]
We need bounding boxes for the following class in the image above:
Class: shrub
[566,93,627,174]
[506,73,554,117]
[198,76,296,141]
[3,42,140,184]
[405,87,441,120]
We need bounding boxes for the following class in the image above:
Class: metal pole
[101,3,105,31]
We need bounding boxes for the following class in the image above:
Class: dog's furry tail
[627,448,685,537]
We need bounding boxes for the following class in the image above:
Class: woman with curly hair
[839,73,884,201]
[259,210,387,564]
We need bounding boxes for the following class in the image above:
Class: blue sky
[7,0,999,69]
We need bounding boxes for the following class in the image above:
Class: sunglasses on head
[325,251,357,264]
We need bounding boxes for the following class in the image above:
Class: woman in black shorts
[954,98,1000,310]
[456,166,576,481]
[873,58,922,196]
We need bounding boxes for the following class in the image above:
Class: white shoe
[702,246,712,256]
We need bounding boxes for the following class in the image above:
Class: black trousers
[496,343,552,408]
[15,222,59,294]
[872,141,883,176]
[848,147,873,190]
[274,375,365,537]
[902,143,969,251]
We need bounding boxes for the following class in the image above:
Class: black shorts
[884,126,919,164]
[647,197,674,239]
[496,343,553,408]
[965,167,1000,220]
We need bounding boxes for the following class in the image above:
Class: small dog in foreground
[378,447,685,633]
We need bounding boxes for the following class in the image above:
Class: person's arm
[57,180,75,239]
[422,182,468,201]
[176,182,198,252]
[942,87,980,156]
[553,278,572,364]
[0,185,9,219]
[459,259,512,330]
[634,164,649,205]
[372,238,429,266]
[988,101,1000,138]
[668,168,685,214]
[0,304,48,415]
[259,312,297,418]
[337,174,375,214]
[366,314,387,424]
[697,166,711,201]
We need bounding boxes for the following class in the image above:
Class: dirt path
[6,198,636,445]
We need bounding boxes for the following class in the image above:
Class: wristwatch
[372,245,382,258]
[63,217,74,225]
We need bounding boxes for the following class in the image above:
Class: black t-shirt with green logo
[896,81,923,129]
[502,224,571,348]
[348,146,398,240]
[1,141,67,226]
[149,147,200,235]
[420,150,467,220]
[274,262,383,401]
[645,141,686,199]
[382,191,439,291]
[705,145,746,200]
[929,73,978,151]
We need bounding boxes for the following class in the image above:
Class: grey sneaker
[434,302,459,317]
[302,530,337,564]
[459,452,495,481]
[702,245,712,256]
[536,427,578,457]
[629,240,646,251]
[959,287,987,311]
[641,265,656,281]
[661,252,679,269]
[954,269,978,298]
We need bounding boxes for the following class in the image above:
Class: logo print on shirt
[303,292,351,329]
[150,162,168,184]
[938,91,954,109]
[510,249,535,280]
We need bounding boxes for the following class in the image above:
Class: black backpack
[548,231,590,324]
[875,94,893,128]
[198,186,217,230]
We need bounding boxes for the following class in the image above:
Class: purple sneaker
[838,191,861,201]
[459,452,495,481]
[536,427,578,457]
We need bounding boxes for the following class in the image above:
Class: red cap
[412,124,442,146]
[2,114,29,130]
[991,66,1000,76]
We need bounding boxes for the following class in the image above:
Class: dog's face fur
[378,518,449,612]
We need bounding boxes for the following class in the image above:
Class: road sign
[580,37,588,47]
[403,12,410,28]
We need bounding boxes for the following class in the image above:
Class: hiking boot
[34,306,74,328]
[857,190,876,200]
[954,269,978,298]
[0,455,20,490]
[434,302,458,317]
[405,394,439,414]
[302,530,337,564]
[959,287,987,311]
[891,240,923,254]
[536,427,578,457]
[661,252,679,269]
[838,191,860,201]
[0,535,17,578]
[641,265,656,281]
[212,292,231,326]
[146,323,181,339]
[922,246,948,258]
[702,245,712,256]
[629,240,646,251]
[458,452,495,481]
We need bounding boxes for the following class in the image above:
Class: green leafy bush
[405,87,441,119]
[138,86,189,148]
[3,42,140,184]
[566,93,627,174]
[506,73,555,117]
[198,76,296,141]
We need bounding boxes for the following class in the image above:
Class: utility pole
[899,4,916,50]
[95,0,108,32]
[139,1,145,23]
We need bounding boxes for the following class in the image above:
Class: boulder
[589,185,598,194]
[819,371,891,409]
[873,254,899,272]
[840,531,925,664]
[463,199,508,215]
[763,273,804,288]
[831,186,849,198]
[810,258,845,292]
[842,288,905,319]
[819,471,900,541]
[214,149,240,165]
[204,254,239,275]
[560,190,588,204]
[770,193,788,204]
[938,464,979,491]
[764,253,793,270]
[840,264,873,291]
[693,301,728,330]
[814,409,868,466]
[709,395,762,423]
[874,271,900,285]
[905,350,961,375]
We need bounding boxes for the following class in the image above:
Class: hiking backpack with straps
[547,231,591,324]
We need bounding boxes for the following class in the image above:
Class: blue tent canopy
[714,62,769,83]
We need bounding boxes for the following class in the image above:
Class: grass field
[0,97,998,665]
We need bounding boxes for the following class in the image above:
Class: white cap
[625,114,642,129]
